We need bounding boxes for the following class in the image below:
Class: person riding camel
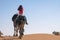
[12,5,28,36]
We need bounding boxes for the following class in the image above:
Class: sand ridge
[0,34,60,40]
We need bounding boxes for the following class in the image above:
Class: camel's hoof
[19,36,22,39]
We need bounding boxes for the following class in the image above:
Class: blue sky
[0,0,60,36]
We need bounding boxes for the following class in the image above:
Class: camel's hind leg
[19,24,24,39]
[13,21,18,36]
[13,26,18,36]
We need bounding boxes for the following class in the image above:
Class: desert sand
[0,34,60,40]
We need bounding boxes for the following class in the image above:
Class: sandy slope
[0,34,60,40]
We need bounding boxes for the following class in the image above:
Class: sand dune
[0,34,60,40]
